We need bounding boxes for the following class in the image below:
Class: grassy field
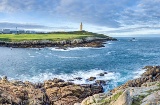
[0,34,93,42]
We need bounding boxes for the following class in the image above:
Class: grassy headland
[0,31,110,42]
[0,31,116,48]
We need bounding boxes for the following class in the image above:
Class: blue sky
[0,0,160,37]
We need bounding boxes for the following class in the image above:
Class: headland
[0,31,117,49]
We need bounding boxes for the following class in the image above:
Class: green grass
[0,34,93,42]
[132,82,160,105]
[132,95,146,105]
[100,91,123,104]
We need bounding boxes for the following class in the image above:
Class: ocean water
[0,37,160,92]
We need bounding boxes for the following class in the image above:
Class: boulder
[98,73,105,76]
[95,80,106,85]
[87,77,96,81]
[74,77,82,80]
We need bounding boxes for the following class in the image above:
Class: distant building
[2,29,11,34]
[10,30,18,34]
[30,31,36,34]
[26,30,31,34]
[0,29,2,34]
[80,22,83,31]
[18,30,25,34]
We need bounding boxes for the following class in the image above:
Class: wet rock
[95,80,106,85]
[98,73,105,76]
[87,77,96,81]
[67,79,74,81]
[104,72,108,74]
[2,76,7,80]
[52,78,65,83]
[74,77,82,80]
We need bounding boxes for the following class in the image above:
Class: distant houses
[0,29,36,34]
[2,29,11,34]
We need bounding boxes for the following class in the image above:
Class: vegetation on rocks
[79,66,160,105]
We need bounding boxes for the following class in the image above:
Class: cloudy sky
[0,0,160,37]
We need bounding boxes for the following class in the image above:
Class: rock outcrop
[112,66,160,92]
[79,66,160,105]
[0,36,117,49]
[0,66,159,105]
[0,78,103,105]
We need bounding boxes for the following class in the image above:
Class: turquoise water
[0,37,160,92]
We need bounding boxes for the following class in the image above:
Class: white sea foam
[45,55,49,58]
[27,53,31,55]
[133,68,146,79]
[58,56,81,59]
[87,54,100,58]
[68,47,91,51]
[35,51,41,54]
[11,69,120,86]
[49,47,91,52]
[49,48,69,51]
[29,56,35,58]
[108,42,113,45]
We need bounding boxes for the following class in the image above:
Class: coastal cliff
[79,66,160,105]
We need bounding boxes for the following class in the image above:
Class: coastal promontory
[0,31,117,49]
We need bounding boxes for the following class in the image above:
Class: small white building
[2,29,11,34]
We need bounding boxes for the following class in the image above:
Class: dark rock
[95,80,106,85]
[67,79,74,81]
[87,77,96,81]
[74,77,82,80]
[52,78,65,83]
[99,73,105,76]
[2,76,7,80]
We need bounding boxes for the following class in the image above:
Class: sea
[0,37,160,92]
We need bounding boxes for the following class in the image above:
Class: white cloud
[0,0,160,36]
[0,22,76,31]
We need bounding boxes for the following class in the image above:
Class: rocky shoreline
[80,66,160,105]
[0,66,159,105]
[0,37,117,49]
[0,77,103,105]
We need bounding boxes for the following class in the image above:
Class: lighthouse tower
[80,22,83,31]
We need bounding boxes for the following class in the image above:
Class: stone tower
[80,22,83,31]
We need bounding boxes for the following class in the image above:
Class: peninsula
[0,31,117,49]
